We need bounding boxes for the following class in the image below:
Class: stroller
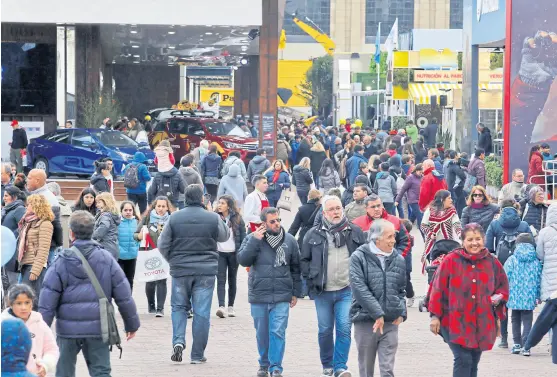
[418,239,461,312]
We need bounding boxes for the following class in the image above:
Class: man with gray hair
[498,169,525,205]
[39,210,140,376]
[301,195,366,377]
[350,219,407,377]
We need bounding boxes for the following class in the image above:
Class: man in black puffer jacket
[350,219,406,377]
[158,184,229,364]
[148,167,185,207]
[238,207,301,377]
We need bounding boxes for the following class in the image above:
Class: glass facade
[283,0,331,35]
[365,0,415,37]
[450,0,464,29]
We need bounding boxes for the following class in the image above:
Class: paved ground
[75,199,556,377]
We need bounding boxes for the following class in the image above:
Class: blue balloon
[1,226,17,267]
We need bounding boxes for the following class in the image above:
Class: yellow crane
[280,13,336,56]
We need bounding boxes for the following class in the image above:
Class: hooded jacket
[1,310,59,375]
[445,160,466,191]
[247,155,271,182]
[536,203,557,300]
[478,127,493,155]
[118,216,139,260]
[217,164,248,207]
[177,165,203,203]
[318,168,341,193]
[92,211,121,259]
[1,199,26,235]
[373,171,397,203]
[461,203,500,232]
[39,239,140,338]
[1,318,36,377]
[309,146,328,180]
[395,172,422,204]
[419,167,448,211]
[349,244,407,323]
[123,152,152,194]
[292,165,313,193]
[148,167,186,206]
[504,243,542,310]
[485,206,531,253]
[90,174,109,193]
[276,139,292,163]
[406,124,419,143]
[345,153,368,187]
[467,157,486,187]
[201,153,222,182]
[221,155,247,181]
[154,144,174,172]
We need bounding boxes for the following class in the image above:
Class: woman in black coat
[309,141,328,188]
[296,137,312,164]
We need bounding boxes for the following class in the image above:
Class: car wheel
[33,157,50,177]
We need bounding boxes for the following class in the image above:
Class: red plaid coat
[428,247,509,351]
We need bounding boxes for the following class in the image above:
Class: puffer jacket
[1,199,26,234]
[301,222,366,294]
[292,165,313,194]
[318,169,341,192]
[521,200,548,233]
[148,167,186,206]
[504,243,542,310]
[90,174,109,193]
[247,155,271,182]
[467,157,486,187]
[221,156,247,181]
[1,310,59,376]
[485,206,531,253]
[1,318,36,377]
[345,153,368,187]
[201,153,222,181]
[238,232,302,303]
[123,152,152,194]
[217,164,248,207]
[395,173,422,204]
[309,149,327,180]
[276,139,291,163]
[118,217,139,260]
[373,171,397,203]
[536,203,557,300]
[349,244,407,323]
[461,203,500,232]
[92,212,121,259]
[288,199,322,250]
[265,170,291,203]
[39,239,139,337]
[19,219,54,277]
[178,166,203,203]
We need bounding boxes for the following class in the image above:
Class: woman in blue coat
[264,160,291,208]
[118,201,140,292]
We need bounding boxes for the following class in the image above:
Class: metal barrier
[528,159,557,197]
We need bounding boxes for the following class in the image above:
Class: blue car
[27,128,155,177]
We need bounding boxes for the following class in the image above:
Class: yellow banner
[413,70,503,83]
[200,88,234,107]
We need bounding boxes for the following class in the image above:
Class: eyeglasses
[268,218,281,225]
[367,204,382,209]
[472,194,484,198]
[325,206,342,213]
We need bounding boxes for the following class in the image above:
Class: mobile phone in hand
[203,194,212,204]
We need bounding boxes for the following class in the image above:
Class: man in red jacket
[419,159,448,211]
[352,194,411,257]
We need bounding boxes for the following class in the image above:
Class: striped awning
[409,82,503,104]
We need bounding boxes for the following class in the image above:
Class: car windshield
[206,122,249,137]
[90,130,138,147]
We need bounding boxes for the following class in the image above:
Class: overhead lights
[240,57,249,65]
[206,25,212,27]
[205,32,213,35]
[241,46,248,51]
[131,45,140,48]
[133,61,140,64]
[242,31,249,35]
[168,45,175,49]
[112,60,116,64]
[168,30,176,35]
[130,28,138,34]
[133,54,140,58]
[240,52,247,55]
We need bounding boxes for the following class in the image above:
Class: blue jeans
[251,302,290,373]
[396,202,405,218]
[56,337,111,377]
[171,275,215,360]
[408,203,424,238]
[313,287,352,371]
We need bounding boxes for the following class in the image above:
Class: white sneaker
[228,306,236,317]
[216,307,226,318]
[406,297,415,307]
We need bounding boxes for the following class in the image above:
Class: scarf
[272,170,281,183]
[470,202,485,209]
[1,200,23,221]
[17,212,39,262]
[421,206,460,272]
[149,209,169,225]
[264,227,287,267]
[322,215,350,248]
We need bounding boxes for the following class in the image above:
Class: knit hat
[10,120,18,127]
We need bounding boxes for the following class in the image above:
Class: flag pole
[376,22,381,129]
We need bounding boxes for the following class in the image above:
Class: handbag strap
[70,246,107,300]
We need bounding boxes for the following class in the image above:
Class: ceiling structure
[99,24,260,67]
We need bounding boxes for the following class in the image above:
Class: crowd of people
[1,117,557,377]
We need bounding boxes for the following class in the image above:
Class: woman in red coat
[428,223,509,377]
[527,145,544,185]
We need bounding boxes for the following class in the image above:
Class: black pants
[205,183,218,203]
[146,279,167,311]
[524,299,557,362]
[448,341,482,377]
[217,252,239,307]
[501,317,509,340]
[118,258,137,292]
[297,191,309,205]
[511,309,533,346]
[127,193,148,214]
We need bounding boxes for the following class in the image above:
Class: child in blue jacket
[504,233,542,355]
[118,201,140,292]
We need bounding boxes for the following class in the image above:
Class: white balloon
[1,226,17,267]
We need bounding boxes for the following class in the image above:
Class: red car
[149,113,259,164]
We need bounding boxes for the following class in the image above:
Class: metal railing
[528,159,557,196]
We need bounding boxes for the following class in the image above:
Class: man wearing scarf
[350,219,407,377]
[301,196,366,377]
[238,207,301,377]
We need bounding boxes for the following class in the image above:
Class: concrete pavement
[75,199,555,377]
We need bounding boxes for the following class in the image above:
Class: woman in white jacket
[536,203,557,301]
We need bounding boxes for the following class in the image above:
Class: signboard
[505,0,557,182]
[413,70,503,82]
[200,88,234,107]
[261,113,275,157]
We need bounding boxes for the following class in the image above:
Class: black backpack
[496,231,518,265]
[157,175,174,200]
[123,164,140,189]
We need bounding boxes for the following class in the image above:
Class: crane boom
[291,15,335,55]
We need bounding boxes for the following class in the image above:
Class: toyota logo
[144,257,162,270]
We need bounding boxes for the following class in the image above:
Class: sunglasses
[268,218,282,225]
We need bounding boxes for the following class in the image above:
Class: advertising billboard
[505,0,557,182]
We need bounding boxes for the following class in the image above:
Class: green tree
[80,90,125,129]
[369,52,388,76]
[300,55,333,116]
[490,52,504,70]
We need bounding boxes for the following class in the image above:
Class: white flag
[385,18,399,61]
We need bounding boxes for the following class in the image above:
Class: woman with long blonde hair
[92,192,121,260]
[292,157,314,204]
[461,185,500,232]
[17,194,54,308]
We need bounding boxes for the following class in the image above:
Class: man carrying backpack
[485,199,532,348]
[124,152,152,214]
[148,164,186,208]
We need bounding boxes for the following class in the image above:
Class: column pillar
[179,66,187,101]
[75,25,102,127]
[461,0,479,154]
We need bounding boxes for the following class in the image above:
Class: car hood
[218,135,257,144]
[115,146,155,160]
